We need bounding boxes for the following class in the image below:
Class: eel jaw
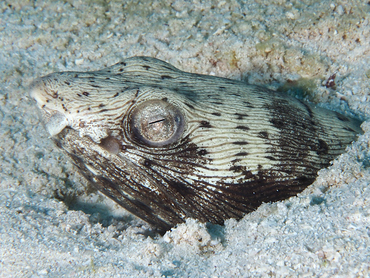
[29,80,69,137]
[40,110,69,137]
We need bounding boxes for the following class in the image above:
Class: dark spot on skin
[46,100,50,103]
[270,118,284,129]
[232,141,248,145]
[59,97,64,101]
[235,113,248,120]
[282,169,293,175]
[113,92,119,97]
[185,103,195,109]
[142,65,150,70]
[120,62,127,66]
[230,93,241,97]
[212,102,223,105]
[162,97,168,102]
[258,131,269,139]
[197,149,208,156]
[242,170,255,180]
[265,156,276,160]
[106,77,111,80]
[135,90,139,98]
[65,81,70,85]
[235,152,248,156]
[143,159,152,167]
[82,92,89,96]
[74,74,78,78]
[161,75,173,79]
[99,103,105,108]
[77,110,80,113]
[200,121,212,128]
[42,104,46,108]
[118,68,124,72]
[243,102,255,108]
[236,125,250,131]
[100,109,109,112]
[211,112,221,116]
[87,107,91,111]
[231,158,242,163]
[52,91,58,98]
[62,103,67,112]
[91,84,101,88]
[77,94,82,97]
[335,112,350,122]
[229,165,244,173]
[316,139,329,155]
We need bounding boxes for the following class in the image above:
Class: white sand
[1,0,370,277]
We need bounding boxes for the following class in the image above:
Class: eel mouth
[29,79,69,136]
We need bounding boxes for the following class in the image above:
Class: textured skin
[30,56,362,231]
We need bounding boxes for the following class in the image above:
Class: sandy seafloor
[1,0,370,277]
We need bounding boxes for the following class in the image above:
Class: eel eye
[129,100,185,147]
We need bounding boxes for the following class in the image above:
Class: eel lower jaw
[42,110,69,136]
[29,84,69,137]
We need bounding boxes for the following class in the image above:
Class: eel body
[30,57,362,231]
